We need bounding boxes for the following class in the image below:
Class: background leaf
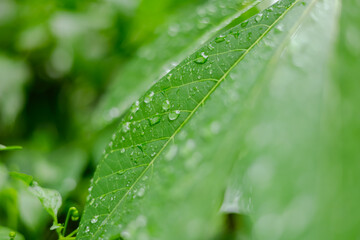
[12,173,62,221]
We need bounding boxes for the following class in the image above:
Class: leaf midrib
[90,0,304,238]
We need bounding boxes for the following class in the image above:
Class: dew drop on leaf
[194,52,208,64]
[208,43,215,51]
[255,14,263,22]
[241,20,249,27]
[149,116,160,126]
[131,100,140,113]
[91,215,99,224]
[162,100,170,111]
[168,110,180,121]
[137,188,145,197]
[215,35,226,43]
[144,91,154,104]
[122,122,130,133]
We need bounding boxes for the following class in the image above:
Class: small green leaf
[11,172,62,221]
[9,172,33,186]
[28,182,62,221]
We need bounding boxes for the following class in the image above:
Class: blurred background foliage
[0,0,212,238]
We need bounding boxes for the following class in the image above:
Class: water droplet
[241,20,249,28]
[255,14,263,22]
[208,43,215,51]
[194,52,208,64]
[91,215,99,224]
[85,226,90,233]
[230,31,240,38]
[215,35,226,43]
[149,116,160,126]
[122,122,130,132]
[275,24,284,33]
[162,100,170,111]
[137,188,145,197]
[131,100,140,113]
[168,110,180,121]
[144,91,154,104]
[121,148,125,153]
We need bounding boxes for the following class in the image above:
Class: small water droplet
[122,122,130,132]
[121,148,125,153]
[85,226,90,233]
[131,100,140,113]
[208,43,215,51]
[144,91,154,104]
[91,215,99,224]
[241,20,249,28]
[255,14,263,22]
[194,52,208,64]
[162,100,170,111]
[149,116,160,126]
[230,30,240,38]
[275,24,284,33]
[137,188,145,197]
[168,110,180,121]
[215,35,226,43]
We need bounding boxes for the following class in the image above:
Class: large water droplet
[149,116,160,126]
[208,43,215,51]
[144,91,154,104]
[255,14,263,22]
[131,100,140,113]
[137,188,145,197]
[168,110,180,121]
[162,100,170,111]
[230,30,240,38]
[91,215,99,224]
[215,35,226,43]
[241,20,249,28]
[122,122,130,132]
[194,52,208,64]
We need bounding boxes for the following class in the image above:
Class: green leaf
[122,0,339,239]
[0,226,24,240]
[0,145,22,151]
[93,0,264,128]
[11,172,62,221]
[9,172,33,186]
[78,0,320,239]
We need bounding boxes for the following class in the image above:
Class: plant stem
[63,208,72,236]
[66,228,78,238]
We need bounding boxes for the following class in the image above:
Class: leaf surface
[78,0,315,239]
[92,0,263,128]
